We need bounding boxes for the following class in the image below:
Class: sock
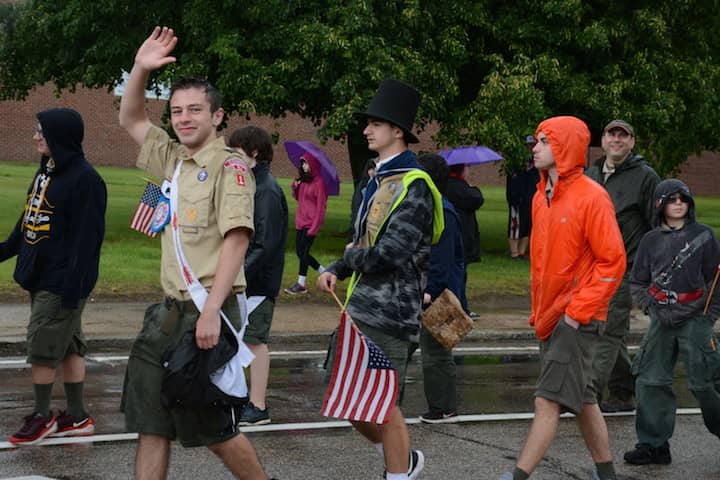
[33,383,54,417]
[318,265,326,274]
[298,275,306,287]
[64,382,85,418]
[386,474,408,480]
[512,466,530,480]
[595,462,616,480]
[374,442,385,456]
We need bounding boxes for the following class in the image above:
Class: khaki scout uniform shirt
[137,126,255,300]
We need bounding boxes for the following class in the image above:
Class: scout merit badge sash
[168,160,254,399]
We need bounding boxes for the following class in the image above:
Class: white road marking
[0,345,641,367]
[0,408,701,450]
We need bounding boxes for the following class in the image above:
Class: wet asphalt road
[1,351,718,479]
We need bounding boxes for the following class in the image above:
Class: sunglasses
[666,194,690,204]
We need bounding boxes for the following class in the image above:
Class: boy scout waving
[119,26,269,480]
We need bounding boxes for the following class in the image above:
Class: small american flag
[321,312,398,424]
[129,181,162,237]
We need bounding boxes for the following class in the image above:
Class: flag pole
[329,289,345,312]
[703,264,720,315]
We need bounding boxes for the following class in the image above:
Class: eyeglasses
[667,194,690,204]
[33,125,43,137]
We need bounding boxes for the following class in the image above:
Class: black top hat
[354,79,421,144]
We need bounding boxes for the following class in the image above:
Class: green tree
[1,1,717,178]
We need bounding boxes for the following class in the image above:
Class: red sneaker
[8,412,57,445]
[52,411,95,437]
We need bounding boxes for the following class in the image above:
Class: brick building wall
[1,85,717,195]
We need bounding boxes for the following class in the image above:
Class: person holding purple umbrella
[285,152,328,295]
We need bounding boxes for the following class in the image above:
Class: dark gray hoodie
[630,179,720,326]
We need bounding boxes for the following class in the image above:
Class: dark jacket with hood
[445,174,484,264]
[586,152,660,266]
[0,108,106,308]
[630,179,720,326]
[426,197,466,310]
[348,158,377,241]
[244,161,288,298]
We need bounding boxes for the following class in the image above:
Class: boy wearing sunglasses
[624,179,720,465]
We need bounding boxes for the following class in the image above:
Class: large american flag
[321,312,398,424]
[129,181,162,237]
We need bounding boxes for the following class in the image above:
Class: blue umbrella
[283,141,341,196]
[439,145,503,166]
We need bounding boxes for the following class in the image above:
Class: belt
[164,294,240,313]
[648,286,703,304]
[164,297,199,314]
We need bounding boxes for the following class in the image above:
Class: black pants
[296,228,320,276]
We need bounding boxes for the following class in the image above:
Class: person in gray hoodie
[624,179,720,465]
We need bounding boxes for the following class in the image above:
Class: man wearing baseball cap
[586,119,661,413]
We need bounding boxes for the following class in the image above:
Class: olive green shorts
[121,295,246,448]
[324,320,412,405]
[27,291,87,367]
[536,317,604,414]
[243,297,275,345]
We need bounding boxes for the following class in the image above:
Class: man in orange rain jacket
[500,116,626,480]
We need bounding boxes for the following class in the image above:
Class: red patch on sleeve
[236,173,246,186]
[224,158,247,171]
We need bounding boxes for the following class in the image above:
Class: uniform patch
[150,199,171,233]
[224,158,247,172]
[236,173,246,186]
[197,169,208,182]
[186,207,197,222]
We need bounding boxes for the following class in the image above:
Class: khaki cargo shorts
[536,316,605,414]
[27,291,87,367]
[121,295,247,448]
[243,297,275,345]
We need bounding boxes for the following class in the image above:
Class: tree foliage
[1,0,718,178]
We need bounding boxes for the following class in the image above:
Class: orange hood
[528,116,626,340]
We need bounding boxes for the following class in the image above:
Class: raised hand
[134,26,178,72]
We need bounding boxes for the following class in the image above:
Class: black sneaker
[624,442,671,465]
[419,410,458,424]
[237,402,271,426]
[382,450,425,479]
[284,283,307,295]
[600,397,635,413]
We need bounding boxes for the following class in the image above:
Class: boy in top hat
[318,79,444,480]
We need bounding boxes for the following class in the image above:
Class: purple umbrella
[283,141,341,196]
[439,145,503,166]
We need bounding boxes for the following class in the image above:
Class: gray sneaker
[498,473,513,480]
[237,402,271,426]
